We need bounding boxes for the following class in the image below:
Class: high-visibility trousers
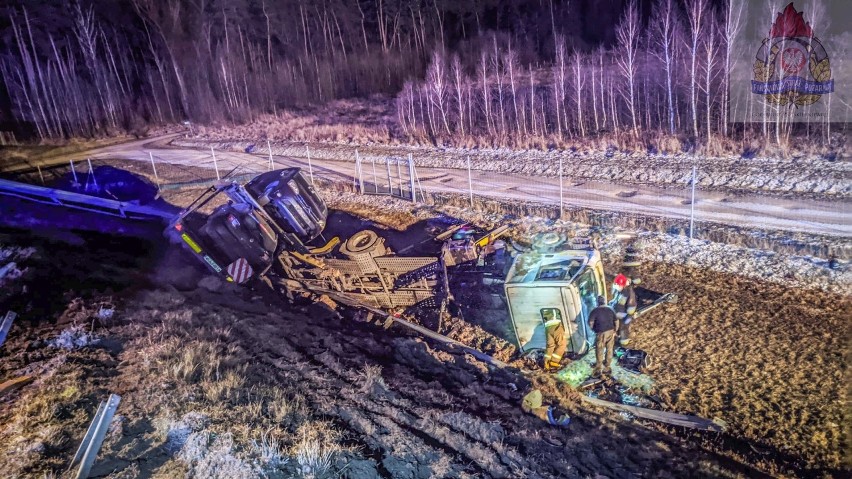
[544,322,567,369]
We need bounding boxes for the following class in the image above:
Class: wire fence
[2,142,848,259]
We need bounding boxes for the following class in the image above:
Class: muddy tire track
[208,290,767,479]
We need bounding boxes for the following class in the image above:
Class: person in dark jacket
[543,310,566,372]
[589,295,617,377]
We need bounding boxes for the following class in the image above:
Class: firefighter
[589,295,617,377]
[611,274,638,346]
[543,310,567,372]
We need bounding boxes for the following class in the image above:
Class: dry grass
[292,421,344,478]
[0,353,97,477]
[194,97,396,145]
[631,261,847,472]
[186,95,847,161]
[356,364,387,394]
[0,135,134,169]
[112,292,357,478]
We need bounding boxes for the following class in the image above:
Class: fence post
[408,154,416,202]
[87,159,98,190]
[689,165,697,239]
[70,160,79,186]
[371,156,378,193]
[306,145,314,185]
[386,158,393,195]
[396,159,403,196]
[148,152,160,190]
[467,156,474,208]
[559,157,564,219]
[210,147,220,181]
[267,139,275,171]
[413,162,426,204]
[355,150,364,193]
[37,165,44,185]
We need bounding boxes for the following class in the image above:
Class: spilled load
[168,168,446,310]
[168,168,675,364]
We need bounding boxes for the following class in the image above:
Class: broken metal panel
[295,254,442,308]
[374,256,437,273]
[0,311,17,348]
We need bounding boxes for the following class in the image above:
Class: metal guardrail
[0,311,17,348]
[69,394,122,479]
[0,178,174,221]
[157,172,259,191]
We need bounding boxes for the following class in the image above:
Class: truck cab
[169,168,328,283]
[504,245,606,356]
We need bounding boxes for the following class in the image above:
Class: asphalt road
[21,134,852,237]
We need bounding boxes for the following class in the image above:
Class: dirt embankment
[324,193,850,476]
[1,235,777,479]
[0,179,847,477]
[625,261,848,472]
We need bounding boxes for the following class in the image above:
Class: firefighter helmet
[613,274,630,290]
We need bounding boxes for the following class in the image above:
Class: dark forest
[0,0,843,155]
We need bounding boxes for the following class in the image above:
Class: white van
[504,247,607,356]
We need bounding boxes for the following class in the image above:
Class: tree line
[0,0,842,154]
[399,0,841,153]
[1,0,601,140]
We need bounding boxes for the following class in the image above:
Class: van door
[561,286,590,355]
[506,286,569,352]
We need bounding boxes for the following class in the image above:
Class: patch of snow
[174,427,287,479]
[180,432,263,479]
[96,307,115,320]
[47,326,100,350]
[0,245,35,289]
[0,245,35,262]
[164,412,210,454]
[0,261,23,286]
[623,233,851,295]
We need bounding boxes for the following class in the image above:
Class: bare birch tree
[554,36,567,138]
[505,45,523,135]
[652,0,680,134]
[721,0,745,136]
[700,11,721,145]
[685,0,709,138]
[426,52,450,135]
[572,50,586,138]
[616,0,641,137]
[451,55,466,137]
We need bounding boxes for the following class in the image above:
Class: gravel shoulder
[174,133,851,200]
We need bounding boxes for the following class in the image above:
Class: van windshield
[535,260,583,281]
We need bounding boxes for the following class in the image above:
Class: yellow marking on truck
[181,233,202,253]
[310,236,340,255]
[292,251,325,268]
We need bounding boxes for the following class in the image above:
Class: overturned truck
[169,168,446,311]
[169,168,672,364]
